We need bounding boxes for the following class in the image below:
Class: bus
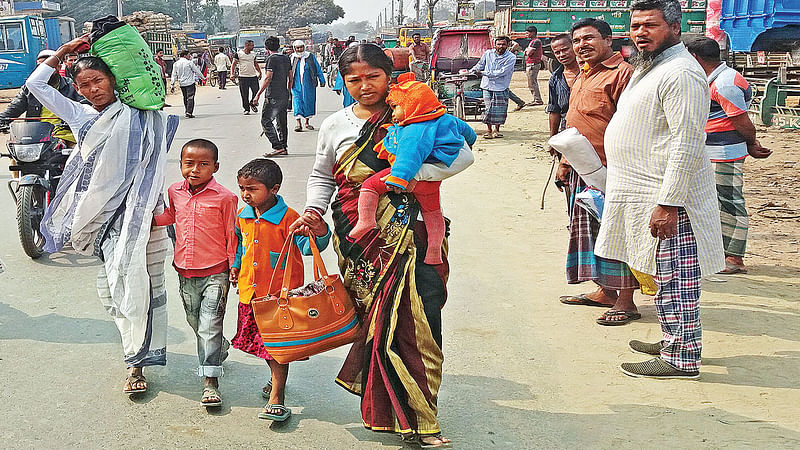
[0,15,48,89]
[238,27,276,62]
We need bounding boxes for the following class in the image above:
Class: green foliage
[58,0,223,34]
[239,0,344,31]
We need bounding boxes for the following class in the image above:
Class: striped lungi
[713,160,748,257]
[482,89,509,125]
[655,208,702,371]
[566,171,639,290]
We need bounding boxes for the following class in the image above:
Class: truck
[43,16,75,49]
[398,26,433,47]
[716,0,800,52]
[0,15,48,88]
[494,0,707,51]
[238,26,278,62]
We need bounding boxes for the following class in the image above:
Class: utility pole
[117,0,123,18]
[235,0,242,28]
[415,0,420,22]
[384,7,388,28]
[185,0,192,24]
[398,0,404,26]
[391,0,395,26]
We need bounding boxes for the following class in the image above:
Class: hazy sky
[219,0,386,24]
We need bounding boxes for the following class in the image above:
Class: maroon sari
[332,108,450,436]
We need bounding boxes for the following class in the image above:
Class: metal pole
[391,0,395,26]
[185,0,192,24]
[398,0,403,26]
[117,0,123,18]
[235,0,242,28]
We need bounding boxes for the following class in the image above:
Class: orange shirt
[232,195,331,304]
[565,53,633,165]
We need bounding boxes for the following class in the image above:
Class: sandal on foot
[123,374,147,394]
[596,309,642,326]
[258,403,291,421]
[494,132,504,138]
[294,125,303,132]
[263,149,288,157]
[201,386,222,407]
[418,433,452,448]
[482,133,494,139]
[559,294,613,307]
[720,262,747,274]
[261,380,273,400]
[305,124,315,130]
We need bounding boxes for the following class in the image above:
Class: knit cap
[386,72,446,125]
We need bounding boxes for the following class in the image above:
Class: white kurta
[595,43,725,276]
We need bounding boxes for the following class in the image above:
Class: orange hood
[386,72,446,125]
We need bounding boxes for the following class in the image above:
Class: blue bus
[0,15,48,89]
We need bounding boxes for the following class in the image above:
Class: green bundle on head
[90,23,165,111]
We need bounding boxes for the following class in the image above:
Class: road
[1,76,799,449]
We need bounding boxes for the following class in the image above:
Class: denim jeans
[178,271,230,377]
[261,97,289,150]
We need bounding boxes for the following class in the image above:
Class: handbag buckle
[277,296,289,307]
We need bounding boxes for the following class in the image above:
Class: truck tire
[16,184,46,259]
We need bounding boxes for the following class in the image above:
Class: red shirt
[154,178,239,277]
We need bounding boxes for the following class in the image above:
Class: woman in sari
[291,44,473,447]
[26,36,179,395]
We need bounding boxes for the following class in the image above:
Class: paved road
[1,81,799,449]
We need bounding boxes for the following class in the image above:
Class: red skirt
[231,301,274,361]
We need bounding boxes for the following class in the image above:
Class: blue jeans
[178,271,230,377]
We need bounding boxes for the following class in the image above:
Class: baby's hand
[386,183,404,194]
[229,268,239,286]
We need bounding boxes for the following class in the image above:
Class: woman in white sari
[26,37,179,395]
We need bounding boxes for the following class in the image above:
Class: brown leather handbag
[251,232,360,364]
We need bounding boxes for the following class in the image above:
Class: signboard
[0,0,14,16]
[13,1,60,12]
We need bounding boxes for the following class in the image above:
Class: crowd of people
[0,0,778,446]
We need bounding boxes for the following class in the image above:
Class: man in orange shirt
[555,18,640,326]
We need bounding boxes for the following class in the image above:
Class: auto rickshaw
[429,26,493,120]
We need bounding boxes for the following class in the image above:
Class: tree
[239,0,344,32]
[58,0,223,34]
[315,21,375,40]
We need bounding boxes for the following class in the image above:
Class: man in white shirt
[171,50,206,118]
[213,47,231,90]
[231,40,262,115]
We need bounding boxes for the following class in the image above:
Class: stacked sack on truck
[88,15,165,111]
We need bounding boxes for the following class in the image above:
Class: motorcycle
[1,119,69,259]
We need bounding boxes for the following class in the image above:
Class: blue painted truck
[43,16,75,50]
[0,15,48,89]
[720,0,800,52]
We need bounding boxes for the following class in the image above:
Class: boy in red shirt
[153,139,238,407]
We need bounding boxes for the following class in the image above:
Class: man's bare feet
[582,287,617,306]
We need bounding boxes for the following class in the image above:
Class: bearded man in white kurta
[595,0,724,379]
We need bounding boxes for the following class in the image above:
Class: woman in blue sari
[290,40,325,131]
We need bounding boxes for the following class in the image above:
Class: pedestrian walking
[524,26,544,106]
[230,158,331,422]
[29,36,179,395]
[214,46,231,89]
[154,49,171,107]
[556,18,640,326]
[472,36,517,139]
[172,50,206,118]
[152,139,238,407]
[231,40,262,115]
[253,36,291,157]
[687,37,772,275]
[289,40,325,131]
[596,0,725,379]
[291,43,474,448]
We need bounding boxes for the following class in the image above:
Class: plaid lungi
[655,208,702,371]
[714,160,748,257]
[566,171,639,290]
[482,89,509,125]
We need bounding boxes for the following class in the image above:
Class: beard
[630,39,674,71]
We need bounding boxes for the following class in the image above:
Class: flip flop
[261,380,273,400]
[263,149,288,157]
[719,263,748,274]
[494,133,504,138]
[482,133,494,139]
[123,374,147,395]
[559,294,613,307]
[305,124,315,130]
[258,403,292,421]
[596,309,642,326]
[294,126,303,132]
[201,386,222,407]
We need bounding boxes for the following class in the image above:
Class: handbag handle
[268,231,331,299]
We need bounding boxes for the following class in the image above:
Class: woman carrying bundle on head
[26,35,179,395]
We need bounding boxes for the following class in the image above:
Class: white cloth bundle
[548,127,606,192]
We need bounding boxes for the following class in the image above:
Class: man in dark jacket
[0,50,83,130]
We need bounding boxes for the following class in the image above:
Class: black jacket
[0,74,83,127]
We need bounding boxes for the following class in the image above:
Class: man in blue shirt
[472,36,517,139]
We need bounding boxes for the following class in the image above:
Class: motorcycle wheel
[16,184,46,259]
[209,73,217,87]
[454,94,466,121]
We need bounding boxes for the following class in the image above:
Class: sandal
[482,133,494,139]
[417,433,452,448]
[123,374,147,394]
[294,125,303,132]
[596,309,642,326]
[494,132,504,138]
[263,149,288,157]
[261,380,273,400]
[305,124,315,130]
[559,294,614,307]
[720,262,747,274]
[258,403,292,421]
[201,386,222,407]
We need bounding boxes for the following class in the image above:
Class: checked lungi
[714,160,748,257]
[482,89,510,125]
[566,171,639,290]
[654,208,702,372]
